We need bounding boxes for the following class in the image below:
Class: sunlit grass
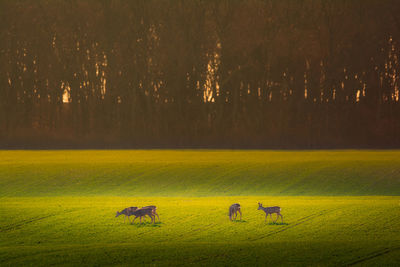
[0,150,399,265]
[0,150,399,196]
[0,196,399,266]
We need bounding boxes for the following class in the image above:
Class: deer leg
[132,216,137,224]
[265,214,267,222]
[155,212,160,222]
[279,213,283,223]
[270,213,273,222]
[238,209,242,220]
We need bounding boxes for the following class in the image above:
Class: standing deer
[116,207,138,223]
[258,203,283,223]
[142,205,160,222]
[229,203,242,221]
[131,207,155,224]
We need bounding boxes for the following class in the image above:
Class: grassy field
[0,150,400,266]
[1,150,399,196]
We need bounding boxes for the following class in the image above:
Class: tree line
[0,0,399,148]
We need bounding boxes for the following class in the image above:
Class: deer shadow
[131,221,162,228]
[231,219,248,223]
[266,222,289,225]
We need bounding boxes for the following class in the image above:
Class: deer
[142,205,160,222]
[131,207,155,224]
[229,203,242,221]
[115,207,138,223]
[258,202,283,223]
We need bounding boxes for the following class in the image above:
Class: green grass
[1,196,399,266]
[0,150,400,266]
[0,150,399,196]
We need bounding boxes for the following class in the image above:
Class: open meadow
[0,150,400,266]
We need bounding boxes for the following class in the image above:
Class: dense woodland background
[0,0,399,148]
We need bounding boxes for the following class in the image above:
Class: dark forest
[1,0,399,148]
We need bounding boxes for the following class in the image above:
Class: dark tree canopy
[0,0,399,148]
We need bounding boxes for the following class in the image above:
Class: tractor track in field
[344,246,400,266]
[181,254,227,266]
[179,222,217,239]
[154,222,217,243]
[0,209,78,232]
[0,246,69,265]
[0,215,57,232]
[176,222,215,236]
[248,208,339,241]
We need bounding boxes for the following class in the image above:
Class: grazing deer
[229,203,242,221]
[131,207,155,224]
[258,203,283,223]
[142,205,160,222]
[116,207,138,223]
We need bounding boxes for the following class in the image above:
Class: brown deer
[131,207,155,224]
[116,207,138,223]
[258,203,283,223]
[142,205,160,222]
[229,203,242,221]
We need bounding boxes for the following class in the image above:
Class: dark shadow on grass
[231,220,247,223]
[266,222,289,225]
[131,221,162,228]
